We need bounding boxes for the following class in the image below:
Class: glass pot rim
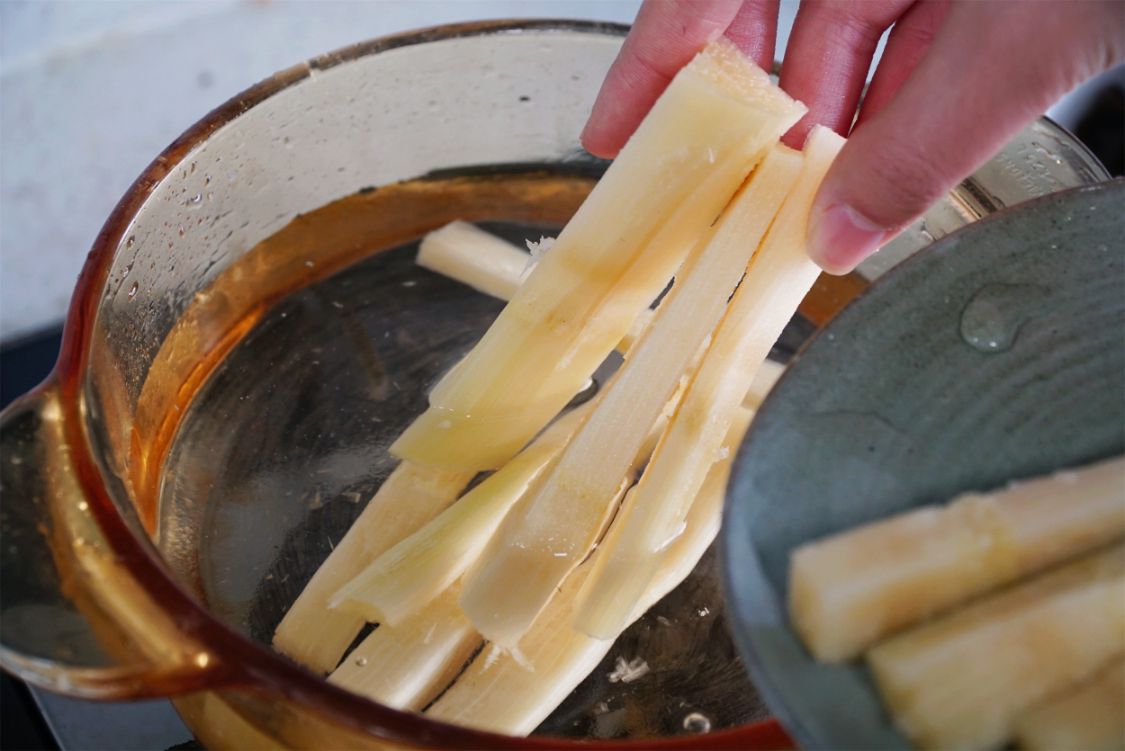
[47,18,791,750]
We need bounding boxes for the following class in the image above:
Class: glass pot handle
[0,384,228,699]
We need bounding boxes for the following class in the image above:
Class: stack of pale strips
[791,455,1125,663]
[789,456,1125,750]
[870,543,1124,750]
[274,38,845,736]
[390,38,805,472]
[574,128,840,639]
[428,405,757,734]
[458,142,807,649]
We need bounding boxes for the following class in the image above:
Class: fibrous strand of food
[867,543,1125,751]
[391,40,804,471]
[575,126,843,639]
[457,145,804,651]
[272,462,472,673]
[790,454,1125,662]
[426,406,756,735]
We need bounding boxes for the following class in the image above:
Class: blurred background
[0,1,1121,749]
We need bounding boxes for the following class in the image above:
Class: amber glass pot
[0,20,1105,750]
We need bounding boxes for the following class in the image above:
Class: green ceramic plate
[721,180,1125,750]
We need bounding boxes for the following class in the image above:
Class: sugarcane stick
[790,455,1125,662]
[458,146,802,651]
[272,463,472,673]
[426,406,756,735]
[575,126,844,639]
[327,582,480,711]
[867,543,1125,751]
[415,222,784,392]
[329,403,592,625]
[392,40,805,471]
[1015,661,1125,751]
[416,221,529,300]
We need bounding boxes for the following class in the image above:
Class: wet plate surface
[722,180,1125,750]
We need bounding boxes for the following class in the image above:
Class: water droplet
[128,282,139,299]
[354,657,368,667]
[682,712,711,733]
[697,607,710,617]
[125,235,135,248]
[917,220,935,244]
[77,501,89,512]
[959,283,1049,353]
[178,225,186,237]
[304,260,315,268]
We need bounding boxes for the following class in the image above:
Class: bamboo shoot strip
[392,40,804,471]
[790,454,1125,663]
[867,543,1125,751]
[459,146,802,651]
[427,406,757,736]
[575,126,844,639]
[329,403,593,625]
[1015,661,1125,751]
[327,582,480,711]
[272,463,472,673]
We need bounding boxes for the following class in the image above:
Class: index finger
[581,0,745,158]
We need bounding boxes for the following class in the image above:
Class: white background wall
[2,0,1109,343]
[0,0,824,343]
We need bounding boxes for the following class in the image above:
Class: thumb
[807,0,1123,275]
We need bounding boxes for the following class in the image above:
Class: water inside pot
[155,165,827,739]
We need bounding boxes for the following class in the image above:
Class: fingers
[857,0,950,125]
[779,0,913,147]
[724,0,781,71]
[581,0,743,158]
[808,0,1125,274]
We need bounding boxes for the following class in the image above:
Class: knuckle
[857,142,948,225]
[805,0,903,44]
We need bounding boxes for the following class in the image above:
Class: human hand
[582,0,1124,273]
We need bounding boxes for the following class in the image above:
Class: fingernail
[808,202,890,275]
